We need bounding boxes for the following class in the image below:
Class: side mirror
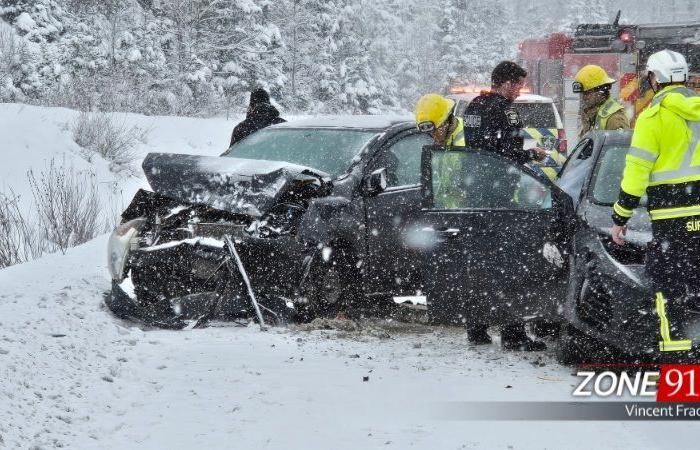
[363,168,387,196]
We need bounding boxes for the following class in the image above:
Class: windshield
[591,145,647,206]
[512,103,556,128]
[222,128,378,177]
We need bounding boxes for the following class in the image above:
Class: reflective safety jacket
[613,85,700,225]
[434,118,466,209]
[447,117,465,146]
[578,97,630,138]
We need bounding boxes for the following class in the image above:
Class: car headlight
[108,218,145,280]
[598,233,645,265]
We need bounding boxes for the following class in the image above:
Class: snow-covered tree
[1,0,699,115]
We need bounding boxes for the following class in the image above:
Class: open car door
[417,145,575,326]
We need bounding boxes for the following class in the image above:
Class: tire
[531,320,561,339]
[556,324,590,365]
[300,248,362,321]
[558,274,623,365]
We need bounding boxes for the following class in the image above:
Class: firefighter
[415,94,465,209]
[612,49,700,353]
[463,61,547,351]
[573,65,630,138]
[415,93,465,146]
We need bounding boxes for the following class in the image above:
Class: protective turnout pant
[646,218,700,352]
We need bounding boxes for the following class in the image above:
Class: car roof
[447,93,554,104]
[271,115,414,130]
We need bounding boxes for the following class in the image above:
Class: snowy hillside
[0,104,697,449]
[0,102,238,209]
[0,103,243,267]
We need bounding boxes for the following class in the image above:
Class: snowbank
[0,103,239,212]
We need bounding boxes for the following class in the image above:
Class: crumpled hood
[142,153,330,217]
[660,89,700,121]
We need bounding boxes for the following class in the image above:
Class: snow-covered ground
[1,104,698,449]
[2,237,696,449]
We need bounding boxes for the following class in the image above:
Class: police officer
[573,65,630,138]
[612,49,700,353]
[464,61,547,164]
[463,61,547,351]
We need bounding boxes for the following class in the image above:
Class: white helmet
[646,49,689,84]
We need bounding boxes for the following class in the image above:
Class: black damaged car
[418,130,698,361]
[107,115,438,327]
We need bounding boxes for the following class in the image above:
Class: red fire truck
[517,12,700,146]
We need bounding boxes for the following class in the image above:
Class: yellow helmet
[415,94,455,130]
[573,65,616,93]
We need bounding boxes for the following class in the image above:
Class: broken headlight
[107,217,146,280]
[598,233,646,265]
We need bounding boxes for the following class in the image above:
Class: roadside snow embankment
[0,102,237,210]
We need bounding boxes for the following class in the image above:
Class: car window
[556,139,594,202]
[591,145,647,206]
[385,133,433,187]
[431,150,551,210]
[222,128,377,178]
[512,103,556,128]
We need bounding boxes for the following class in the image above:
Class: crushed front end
[106,154,332,328]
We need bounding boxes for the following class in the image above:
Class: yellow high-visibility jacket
[447,118,465,146]
[434,118,466,209]
[579,97,630,138]
[613,85,700,224]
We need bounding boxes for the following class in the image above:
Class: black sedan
[418,130,698,361]
[107,115,439,326]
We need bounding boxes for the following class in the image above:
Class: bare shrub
[28,160,103,254]
[0,191,46,269]
[71,111,150,175]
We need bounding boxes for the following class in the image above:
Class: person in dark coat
[462,61,548,352]
[229,88,286,147]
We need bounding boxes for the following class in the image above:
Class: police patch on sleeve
[464,114,481,127]
[505,108,520,126]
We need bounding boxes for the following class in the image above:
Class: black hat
[250,88,270,106]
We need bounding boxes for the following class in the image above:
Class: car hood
[142,153,330,217]
[580,199,652,246]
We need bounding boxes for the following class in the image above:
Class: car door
[363,131,434,296]
[418,145,574,326]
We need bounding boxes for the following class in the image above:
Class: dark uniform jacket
[230,103,286,147]
[463,92,534,165]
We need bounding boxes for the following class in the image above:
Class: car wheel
[556,324,591,365]
[558,272,623,365]
[531,320,561,339]
[300,248,361,321]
